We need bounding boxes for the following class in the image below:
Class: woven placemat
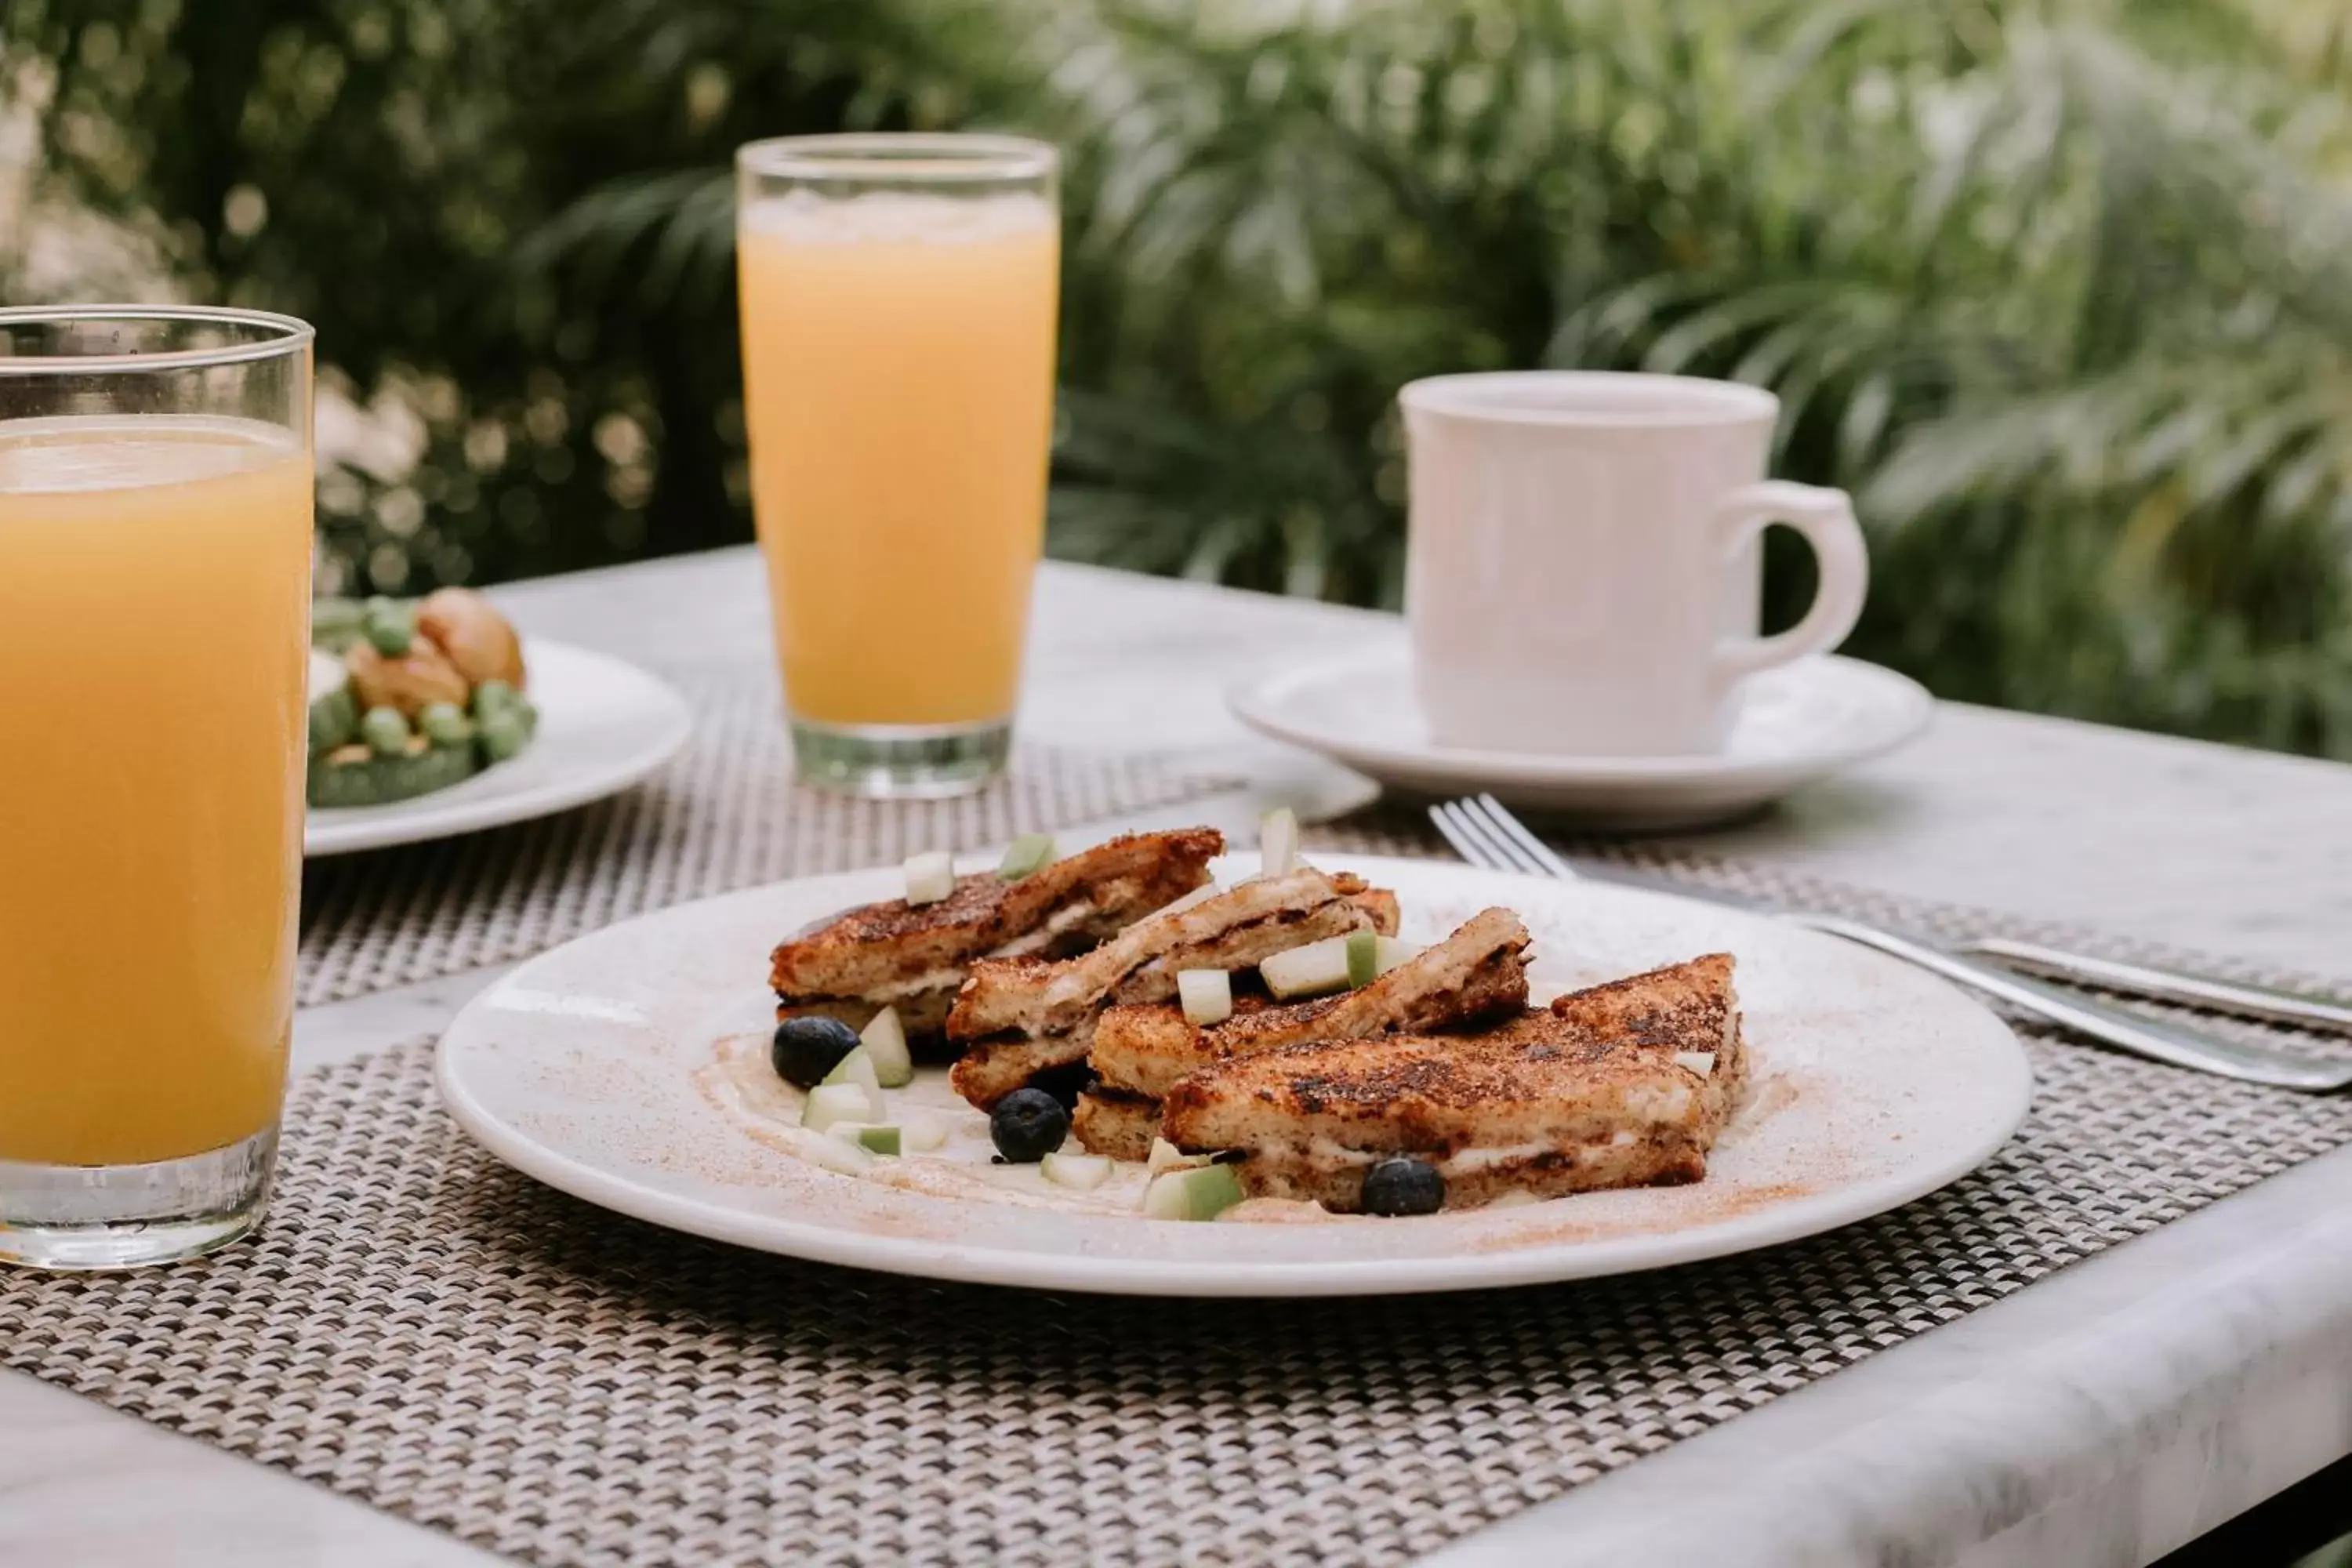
[11,829,2352,1566]
[296,673,1244,1006]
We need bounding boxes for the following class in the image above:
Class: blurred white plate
[304,639,692,858]
[437,854,2030,1298]
[1230,646,1932,829]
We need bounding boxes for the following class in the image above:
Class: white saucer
[1229,646,1932,829]
[305,640,693,857]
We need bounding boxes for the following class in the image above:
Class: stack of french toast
[769,826,1745,1215]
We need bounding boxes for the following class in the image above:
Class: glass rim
[735,132,1057,183]
[0,304,315,376]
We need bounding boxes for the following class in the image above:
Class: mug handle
[1712,480,1869,681]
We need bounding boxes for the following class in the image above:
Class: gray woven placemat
[296,673,1244,1006]
[10,826,2352,1566]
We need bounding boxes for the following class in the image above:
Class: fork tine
[1466,808,1559,879]
[1430,800,1516,873]
[1431,799,1550,877]
[1426,801,1490,868]
[1469,794,1579,880]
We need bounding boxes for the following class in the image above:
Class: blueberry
[1360,1156,1445,1218]
[989,1087,1070,1163]
[771,1016,862,1090]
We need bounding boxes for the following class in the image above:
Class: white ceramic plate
[305,639,692,858]
[437,855,2030,1297]
[1229,646,1933,829]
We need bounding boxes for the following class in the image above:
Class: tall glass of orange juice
[0,307,313,1269]
[736,134,1059,796]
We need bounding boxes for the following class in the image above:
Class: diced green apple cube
[818,1047,887,1121]
[1040,1151,1112,1191]
[1263,930,1417,999]
[1142,1163,1246,1221]
[800,1083,876,1133]
[1674,1051,1717,1077]
[1178,968,1234,1026]
[853,1124,903,1156]
[860,1006,913,1087]
[997,833,1055,880]
[1260,935,1355,1000]
[902,850,956,906]
[1258,807,1300,877]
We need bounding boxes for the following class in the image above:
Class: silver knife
[1957,937,2352,1035]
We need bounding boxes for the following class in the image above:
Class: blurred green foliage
[9,0,2352,754]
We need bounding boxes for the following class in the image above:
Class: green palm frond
[514,169,737,314]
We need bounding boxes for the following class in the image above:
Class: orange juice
[738,191,1059,725]
[0,416,310,1167]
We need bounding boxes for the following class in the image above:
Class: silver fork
[1428,793,2352,1093]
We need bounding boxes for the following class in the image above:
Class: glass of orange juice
[735,133,1060,797]
[0,307,313,1269]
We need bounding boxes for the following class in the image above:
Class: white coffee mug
[1399,371,1867,757]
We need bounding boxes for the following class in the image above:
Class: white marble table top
[5,548,2350,1567]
